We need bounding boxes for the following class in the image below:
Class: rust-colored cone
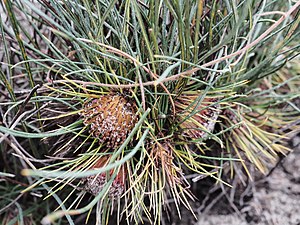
[84,156,126,198]
[80,92,138,148]
[175,94,220,140]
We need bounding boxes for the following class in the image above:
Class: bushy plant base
[0,0,299,224]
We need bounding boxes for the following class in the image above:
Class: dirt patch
[194,134,300,225]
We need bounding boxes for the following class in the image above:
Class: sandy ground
[163,133,300,225]
[195,134,300,225]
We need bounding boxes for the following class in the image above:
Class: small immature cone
[84,156,126,198]
[175,94,220,140]
[80,92,138,148]
[149,140,191,196]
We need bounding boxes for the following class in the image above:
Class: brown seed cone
[148,140,193,203]
[80,93,138,148]
[151,141,181,186]
[83,156,126,198]
[175,94,220,140]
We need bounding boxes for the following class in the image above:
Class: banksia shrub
[0,1,299,224]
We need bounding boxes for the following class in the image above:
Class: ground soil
[173,134,300,225]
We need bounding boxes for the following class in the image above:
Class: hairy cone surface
[80,93,138,148]
[175,94,220,140]
[83,156,126,198]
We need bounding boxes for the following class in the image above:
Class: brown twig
[0,193,25,214]
[76,38,177,115]
[0,133,36,169]
[49,3,299,91]
[200,1,300,68]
